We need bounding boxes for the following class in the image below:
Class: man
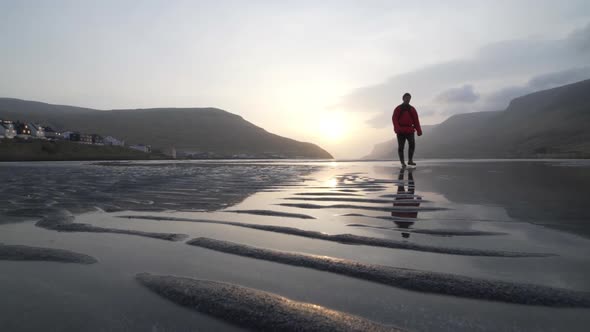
[392,93,422,167]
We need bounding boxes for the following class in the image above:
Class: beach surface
[1,159,589,331]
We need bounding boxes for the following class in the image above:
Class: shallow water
[1,160,589,331]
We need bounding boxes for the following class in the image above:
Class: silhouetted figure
[392,93,422,168]
[391,168,421,239]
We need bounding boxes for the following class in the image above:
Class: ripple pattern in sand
[0,163,319,220]
[0,244,97,264]
[120,215,552,257]
[136,273,401,332]
[187,237,589,307]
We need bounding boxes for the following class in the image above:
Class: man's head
[402,93,411,104]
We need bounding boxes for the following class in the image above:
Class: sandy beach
[1,160,589,331]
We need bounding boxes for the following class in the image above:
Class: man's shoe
[401,163,407,168]
[408,161,416,166]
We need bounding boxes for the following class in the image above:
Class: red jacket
[392,104,422,135]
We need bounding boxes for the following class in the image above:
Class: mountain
[365,79,590,159]
[0,99,333,159]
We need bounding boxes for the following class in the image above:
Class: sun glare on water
[325,178,338,187]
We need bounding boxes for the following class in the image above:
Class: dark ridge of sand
[337,189,360,193]
[223,209,316,220]
[284,197,429,204]
[293,192,363,197]
[312,185,387,190]
[36,210,188,242]
[379,191,422,198]
[119,215,552,257]
[136,273,401,332]
[269,184,308,187]
[278,203,447,213]
[346,224,507,236]
[340,214,420,223]
[344,179,394,183]
[379,194,422,199]
[371,181,408,184]
[186,238,590,308]
[0,244,97,264]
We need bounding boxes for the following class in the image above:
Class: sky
[1,1,590,158]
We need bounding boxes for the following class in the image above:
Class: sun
[318,117,346,141]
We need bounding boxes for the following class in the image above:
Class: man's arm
[411,107,422,136]
[392,106,400,134]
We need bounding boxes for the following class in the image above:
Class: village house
[29,123,45,139]
[0,120,16,139]
[79,133,93,144]
[63,131,80,141]
[129,144,151,153]
[2,120,123,148]
[14,122,32,139]
[91,134,104,145]
[43,127,63,140]
[103,136,125,146]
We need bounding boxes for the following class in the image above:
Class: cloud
[435,84,479,104]
[485,86,532,111]
[365,113,391,129]
[528,66,590,89]
[336,22,590,127]
[485,66,590,110]
[568,22,590,52]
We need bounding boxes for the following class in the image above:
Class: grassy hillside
[366,79,590,159]
[0,140,165,161]
[0,100,333,159]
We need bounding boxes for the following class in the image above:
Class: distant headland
[0,100,333,161]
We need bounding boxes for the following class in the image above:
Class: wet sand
[1,160,590,331]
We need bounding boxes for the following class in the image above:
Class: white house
[104,136,125,146]
[0,120,16,139]
[29,123,45,139]
[129,144,151,153]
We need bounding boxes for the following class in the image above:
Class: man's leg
[407,133,416,165]
[396,134,407,166]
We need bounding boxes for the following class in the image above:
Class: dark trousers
[397,133,415,163]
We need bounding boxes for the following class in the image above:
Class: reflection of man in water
[391,168,421,238]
